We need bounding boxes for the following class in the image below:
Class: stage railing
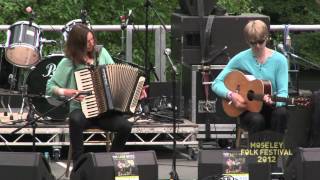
[1,24,320,82]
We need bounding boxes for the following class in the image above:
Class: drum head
[26,55,68,121]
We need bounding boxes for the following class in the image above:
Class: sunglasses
[249,39,266,46]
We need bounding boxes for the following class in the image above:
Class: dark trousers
[239,105,287,135]
[69,109,133,162]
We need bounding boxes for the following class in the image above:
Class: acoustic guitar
[222,70,311,117]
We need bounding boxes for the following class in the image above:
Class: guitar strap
[198,0,215,140]
[198,0,214,105]
[204,15,215,62]
[202,71,210,103]
[198,0,216,64]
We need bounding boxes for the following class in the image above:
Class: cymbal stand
[118,0,127,60]
[7,66,18,105]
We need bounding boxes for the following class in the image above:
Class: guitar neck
[249,92,291,104]
[272,96,293,104]
[250,92,309,106]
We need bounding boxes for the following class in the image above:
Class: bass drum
[26,55,68,121]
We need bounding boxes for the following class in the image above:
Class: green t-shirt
[46,47,114,112]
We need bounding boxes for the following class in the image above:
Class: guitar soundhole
[247,90,255,101]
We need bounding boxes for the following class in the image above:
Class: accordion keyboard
[75,69,100,118]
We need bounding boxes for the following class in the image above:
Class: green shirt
[46,47,114,112]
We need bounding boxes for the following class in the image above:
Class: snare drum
[5,21,42,68]
[26,55,68,121]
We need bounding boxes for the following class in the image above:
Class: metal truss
[0,120,198,147]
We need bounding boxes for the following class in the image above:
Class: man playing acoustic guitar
[211,20,288,135]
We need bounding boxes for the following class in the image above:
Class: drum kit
[0,19,89,122]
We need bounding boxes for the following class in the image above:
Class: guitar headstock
[292,96,312,107]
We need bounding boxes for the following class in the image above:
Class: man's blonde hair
[243,20,269,42]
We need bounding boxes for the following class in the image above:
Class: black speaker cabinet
[0,152,54,180]
[295,148,320,180]
[198,150,271,180]
[284,106,312,151]
[70,151,158,180]
[171,13,270,65]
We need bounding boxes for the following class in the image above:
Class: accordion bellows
[75,64,145,118]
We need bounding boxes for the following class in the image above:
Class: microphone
[164,48,178,74]
[25,6,32,13]
[277,43,288,57]
[164,48,171,56]
[25,6,36,26]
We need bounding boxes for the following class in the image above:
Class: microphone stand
[144,0,151,85]
[288,52,320,70]
[144,2,179,178]
[11,93,83,151]
[164,49,179,180]
[288,52,320,94]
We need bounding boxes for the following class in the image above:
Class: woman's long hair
[64,24,96,64]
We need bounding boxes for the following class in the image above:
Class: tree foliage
[1,0,320,68]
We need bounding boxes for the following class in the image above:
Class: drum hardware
[10,92,86,151]
[25,55,68,120]
[62,19,91,42]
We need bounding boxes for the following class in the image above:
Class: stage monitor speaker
[0,152,55,180]
[198,150,271,180]
[285,148,320,180]
[70,151,158,180]
[179,0,216,16]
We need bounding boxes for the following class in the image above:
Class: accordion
[74,64,145,118]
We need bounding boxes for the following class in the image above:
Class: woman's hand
[230,92,247,110]
[139,85,149,100]
[263,94,274,105]
[61,89,85,101]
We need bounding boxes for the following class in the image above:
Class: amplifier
[171,13,270,65]
[182,65,236,140]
